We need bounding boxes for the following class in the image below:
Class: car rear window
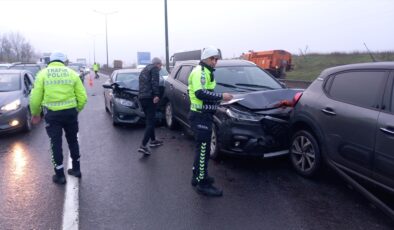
[328,71,386,109]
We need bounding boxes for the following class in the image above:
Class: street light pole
[94,10,118,68]
[87,33,99,64]
[164,0,170,72]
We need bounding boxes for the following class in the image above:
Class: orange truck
[241,50,293,78]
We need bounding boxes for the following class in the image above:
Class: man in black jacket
[138,57,164,155]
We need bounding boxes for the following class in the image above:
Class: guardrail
[279,79,312,89]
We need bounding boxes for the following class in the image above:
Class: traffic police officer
[30,51,87,185]
[93,62,100,79]
[188,46,233,196]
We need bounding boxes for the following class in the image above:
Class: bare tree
[0,32,36,63]
[1,35,13,62]
[21,42,34,62]
[9,32,25,61]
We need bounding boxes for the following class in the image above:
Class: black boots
[191,173,222,197]
[191,175,215,187]
[196,183,223,197]
[67,161,82,178]
[53,168,66,185]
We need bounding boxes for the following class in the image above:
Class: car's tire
[165,102,178,130]
[23,109,32,132]
[210,124,220,160]
[290,130,321,177]
[111,103,119,127]
[104,94,109,113]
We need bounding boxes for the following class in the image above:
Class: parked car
[0,63,11,70]
[0,70,34,133]
[8,63,42,78]
[289,62,394,194]
[163,60,302,159]
[68,62,89,76]
[102,69,166,126]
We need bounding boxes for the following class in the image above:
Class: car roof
[175,59,256,67]
[0,69,25,74]
[320,62,394,78]
[113,68,141,74]
[9,63,40,66]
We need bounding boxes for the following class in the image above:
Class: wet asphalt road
[0,73,393,229]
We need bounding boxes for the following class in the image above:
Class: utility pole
[94,10,118,68]
[164,0,170,72]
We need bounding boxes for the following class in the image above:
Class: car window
[9,65,41,76]
[23,74,32,90]
[176,66,193,85]
[328,71,386,109]
[0,73,21,92]
[115,72,140,82]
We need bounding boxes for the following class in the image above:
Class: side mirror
[279,81,286,88]
[102,83,112,89]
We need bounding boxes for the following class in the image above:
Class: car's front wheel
[111,103,119,126]
[23,109,32,132]
[165,102,178,130]
[290,130,321,177]
[210,125,220,160]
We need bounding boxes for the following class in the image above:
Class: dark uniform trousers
[44,108,80,174]
[140,98,157,146]
[189,111,213,185]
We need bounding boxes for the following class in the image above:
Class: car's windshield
[115,72,140,90]
[0,73,21,92]
[214,66,282,93]
[9,65,40,76]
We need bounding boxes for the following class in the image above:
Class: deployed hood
[0,91,22,107]
[229,89,303,110]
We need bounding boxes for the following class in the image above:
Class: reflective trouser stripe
[197,142,207,182]
[55,165,64,170]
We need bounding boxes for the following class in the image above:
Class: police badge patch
[201,77,206,85]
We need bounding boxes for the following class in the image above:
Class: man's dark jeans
[140,98,157,146]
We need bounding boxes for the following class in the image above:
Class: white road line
[61,153,79,230]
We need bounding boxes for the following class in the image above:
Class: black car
[102,69,166,126]
[289,62,394,201]
[0,70,34,133]
[163,60,302,159]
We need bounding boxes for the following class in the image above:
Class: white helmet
[201,46,220,60]
[50,51,68,63]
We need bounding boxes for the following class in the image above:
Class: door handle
[182,93,187,99]
[170,84,174,90]
[321,108,336,116]
[380,127,394,135]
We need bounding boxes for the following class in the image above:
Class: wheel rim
[210,127,217,157]
[291,135,315,172]
[165,104,173,127]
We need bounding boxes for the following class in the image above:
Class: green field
[286,52,394,81]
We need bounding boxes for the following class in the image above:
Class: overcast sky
[1,0,393,66]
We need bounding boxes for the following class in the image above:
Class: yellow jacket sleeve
[29,72,45,116]
[74,73,87,112]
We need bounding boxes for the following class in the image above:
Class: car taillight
[292,92,303,106]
